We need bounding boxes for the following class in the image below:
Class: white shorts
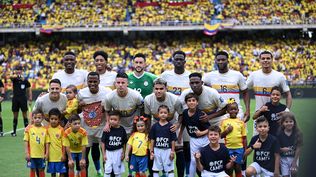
[104,149,125,174]
[280,156,298,176]
[190,136,209,155]
[201,170,229,177]
[152,148,174,172]
[250,162,274,177]
[87,135,101,147]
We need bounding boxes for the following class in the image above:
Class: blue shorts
[27,158,46,169]
[71,153,82,170]
[47,162,67,173]
[129,155,148,173]
[228,148,244,164]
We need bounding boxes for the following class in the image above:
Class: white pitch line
[3,128,25,135]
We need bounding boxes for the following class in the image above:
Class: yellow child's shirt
[127,132,149,156]
[63,127,88,153]
[220,118,246,149]
[47,125,64,162]
[23,125,50,158]
[65,98,79,119]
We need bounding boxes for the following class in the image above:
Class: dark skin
[78,75,100,111]
[172,54,186,74]
[216,54,251,122]
[63,55,76,74]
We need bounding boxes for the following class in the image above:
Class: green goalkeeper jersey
[128,72,157,98]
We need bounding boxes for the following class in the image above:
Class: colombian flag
[203,23,220,36]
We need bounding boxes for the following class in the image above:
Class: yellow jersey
[127,132,149,156]
[23,125,50,158]
[47,125,64,162]
[220,118,246,149]
[63,127,88,153]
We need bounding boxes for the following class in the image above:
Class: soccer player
[10,65,32,136]
[104,72,143,135]
[128,53,157,98]
[93,50,117,89]
[244,116,280,177]
[33,79,67,126]
[179,72,227,126]
[77,72,111,177]
[101,110,127,177]
[52,51,88,91]
[47,108,66,177]
[24,110,49,177]
[203,50,250,122]
[178,93,210,177]
[150,105,177,177]
[0,79,4,136]
[194,125,236,177]
[63,114,88,177]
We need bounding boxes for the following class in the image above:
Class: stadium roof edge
[0,24,315,33]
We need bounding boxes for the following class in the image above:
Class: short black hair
[271,86,282,93]
[64,51,76,57]
[48,108,62,120]
[256,116,268,125]
[32,109,43,116]
[185,93,199,103]
[215,50,229,59]
[93,50,108,61]
[69,114,81,123]
[116,72,128,79]
[259,50,273,59]
[189,72,202,79]
[208,125,221,134]
[49,78,61,86]
[134,53,146,62]
[88,71,100,79]
[172,50,186,59]
[158,105,170,113]
[108,110,121,119]
[66,84,78,94]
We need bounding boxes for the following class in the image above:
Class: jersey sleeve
[82,133,88,146]
[32,97,42,112]
[122,128,128,144]
[246,73,254,89]
[65,99,79,114]
[23,128,30,141]
[149,125,156,140]
[101,132,107,144]
[104,94,112,111]
[241,122,247,137]
[62,133,70,147]
[127,133,135,145]
[219,119,226,133]
[272,136,280,154]
[214,91,227,109]
[279,74,290,92]
[45,130,50,143]
[174,99,183,115]
[238,73,248,91]
[248,136,257,148]
[144,97,151,115]
[202,73,211,86]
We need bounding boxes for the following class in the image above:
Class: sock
[80,170,86,177]
[13,118,18,133]
[94,160,101,172]
[236,172,243,177]
[0,118,3,132]
[39,170,45,177]
[153,173,159,177]
[69,171,74,177]
[30,170,35,177]
[23,118,29,128]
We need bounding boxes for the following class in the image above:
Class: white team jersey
[77,86,111,137]
[52,69,88,91]
[144,92,182,124]
[104,88,143,134]
[246,69,290,111]
[203,70,247,110]
[99,71,117,89]
[160,70,191,96]
[179,86,227,125]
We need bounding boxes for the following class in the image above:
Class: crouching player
[63,114,88,177]
[194,125,236,177]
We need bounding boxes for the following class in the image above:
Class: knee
[245,166,256,177]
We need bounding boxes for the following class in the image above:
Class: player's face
[172,54,186,69]
[109,115,120,127]
[33,113,43,126]
[133,57,146,73]
[283,118,294,131]
[186,97,198,109]
[256,121,269,136]
[63,55,76,70]
[208,131,220,144]
[154,84,167,99]
[66,88,76,100]
[87,75,100,94]
[270,90,281,104]
[49,115,60,128]
[49,83,61,99]
[259,53,272,69]
[94,55,107,72]
[227,104,239,118]
[158,108,169,120]
[215,55,228,71]
[115,77,128,93]
[71,120,81,132]
[189,77,203,93]
[136,121,146,133]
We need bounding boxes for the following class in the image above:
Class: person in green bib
[128,53,157,98]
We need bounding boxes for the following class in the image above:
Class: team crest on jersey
[144,81,148,86]
[83,101,103,127]
[130,81,133,84]
[56,134,60,138]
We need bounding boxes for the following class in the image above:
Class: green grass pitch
[0,99,313,176]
